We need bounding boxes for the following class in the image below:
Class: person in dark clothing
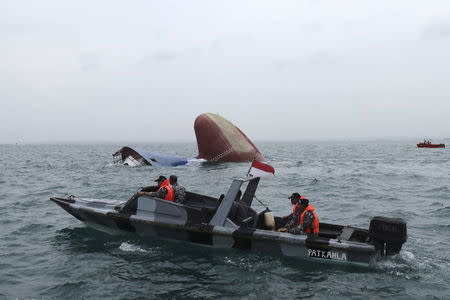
[210,190,249,225]
[228,202,248,225]
[227,190,248,225]
[137,175,174,201]
[278,193,319,235]
[280,193,302,229]
[169,175,186,204]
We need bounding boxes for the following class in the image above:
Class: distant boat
[417,139,445,148]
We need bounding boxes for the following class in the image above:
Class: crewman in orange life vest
[278,192,319,235]
[138,175,175,202]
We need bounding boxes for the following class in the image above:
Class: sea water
[0,141,449,299]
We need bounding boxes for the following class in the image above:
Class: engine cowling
[369,216,407,255]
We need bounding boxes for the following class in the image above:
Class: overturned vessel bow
[113,113,265,166]
[194,113,265,162]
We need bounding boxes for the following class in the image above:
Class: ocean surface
[0,141,449,299]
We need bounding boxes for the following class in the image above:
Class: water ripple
[0,142,449,299]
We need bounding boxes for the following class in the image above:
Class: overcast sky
[1,1,450,143]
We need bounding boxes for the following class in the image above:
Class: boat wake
[372,249,443,280]
[373,250,416,269]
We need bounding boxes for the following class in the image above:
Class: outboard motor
[369,216,407,256]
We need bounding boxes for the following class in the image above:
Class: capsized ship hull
[51,178,407,266]
[113,113,265,166]
[194,113,265,162]
[112,147,188,167]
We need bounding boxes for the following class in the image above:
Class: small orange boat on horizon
[417,139,445,148]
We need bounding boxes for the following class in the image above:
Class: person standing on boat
[138,175,175,202]
[213,190,253,225]
[227,190,248,224]
[169,175,186,204]
[278,193,319,235]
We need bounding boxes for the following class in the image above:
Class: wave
[11,223,54,235]
[427,186,450,193]
[372,249,446,280]
[118,242,149,253]
[373,250,416,269]
[432,206,450,217]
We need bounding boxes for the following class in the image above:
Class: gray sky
[2,1,450,143]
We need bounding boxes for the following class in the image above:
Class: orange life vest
[158,179,175,202]
[292,196,308,214]
[299,204,320,234]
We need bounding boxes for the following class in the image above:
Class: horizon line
[1,137,449,145]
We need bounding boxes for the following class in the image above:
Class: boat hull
[194,113,266,162]
[417,143,445,148]
[51,197,376,266]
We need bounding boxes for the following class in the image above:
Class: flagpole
[245,151,257,177]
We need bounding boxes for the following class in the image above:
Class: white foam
[372,250,442,275]
[119,242,147,253]
[400,250,415,261]
[373,250,416,270]
[186,158,207,165]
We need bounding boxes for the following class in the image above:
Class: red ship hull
[417,143,445,148]
[194,113,266,162]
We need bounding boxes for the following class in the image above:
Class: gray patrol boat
[51,177,407,266]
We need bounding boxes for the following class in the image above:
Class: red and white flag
[248,160,275,178]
